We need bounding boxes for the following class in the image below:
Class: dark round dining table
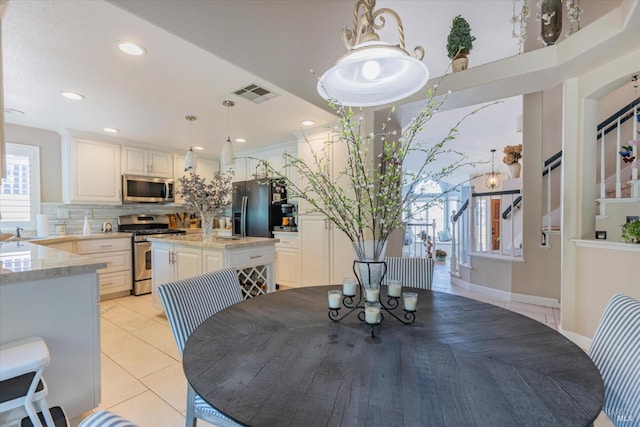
[183,286,603,427]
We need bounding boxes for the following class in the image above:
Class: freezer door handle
[241,196,248,237]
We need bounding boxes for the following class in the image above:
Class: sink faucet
[16,227,23,238]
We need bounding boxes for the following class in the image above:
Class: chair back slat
[157,268,243,354]
[589,294,640,426]
[384,257,434,290]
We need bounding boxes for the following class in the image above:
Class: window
[0,143,40,229]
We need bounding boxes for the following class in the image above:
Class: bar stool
[0,337,56,427]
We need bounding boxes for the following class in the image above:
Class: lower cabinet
[151,241,276,307]
[273,232,300,288]
[151,243,202,307]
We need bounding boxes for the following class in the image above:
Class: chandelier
[317,0,430,107]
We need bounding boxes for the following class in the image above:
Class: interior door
[491,198,501,251]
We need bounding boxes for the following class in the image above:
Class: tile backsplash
[28,203,201,236]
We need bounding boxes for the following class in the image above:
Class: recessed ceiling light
[116,41,146,56]
[61,91,85,101]
[4,108,25,115]
[301,120,315,126]
[193,146,205,150]
[103,128,119,133]
[235,138,247,143]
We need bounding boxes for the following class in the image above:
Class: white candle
[365,288,379,302]
[403,292,418,311]
[388,279,402,297]
[365,304,381,324]
[328,290,342,309]
[343,278,357,296]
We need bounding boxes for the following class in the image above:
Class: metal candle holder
[328,260,416,337]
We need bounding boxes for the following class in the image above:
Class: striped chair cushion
[384,257,434,290]
[588,294,640,427]
[77,410,137,427]
[157,267,243,354]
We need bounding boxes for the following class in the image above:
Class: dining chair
[384,256,434,290]
[157,268,243,427]
[588,294,640,427]
[77,410,137,427]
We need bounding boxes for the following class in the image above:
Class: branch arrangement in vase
[262,79,496,261]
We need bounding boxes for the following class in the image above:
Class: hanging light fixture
[184,115,197,172]
[317,0,429,107]
[486,149,501,189]
[221,100,235,165]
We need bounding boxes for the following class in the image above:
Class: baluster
[600,129,606,199]
[633,105,638,194]
[616,117,622,198]
[450,210,457,275]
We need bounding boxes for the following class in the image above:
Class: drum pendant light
[184,115,197,172]
[317,0,429,107]
[221,100,235,165]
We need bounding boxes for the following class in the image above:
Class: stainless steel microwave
[122,174,175,203]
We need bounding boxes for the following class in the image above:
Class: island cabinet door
[152,243,174,307]
[203,249,224,273]
[174,246,203,280]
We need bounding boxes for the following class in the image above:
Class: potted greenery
[446,15,476,72]
[435,249,447,262]
[621,219,640,243]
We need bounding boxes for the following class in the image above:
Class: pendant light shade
[222,100,235,165]
[184,115,197,172]
[222,137,234,165]
[185,147,196,172]
[486,149,501,189]
[317,0,429,107]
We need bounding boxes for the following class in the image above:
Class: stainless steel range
[118,214,186,296]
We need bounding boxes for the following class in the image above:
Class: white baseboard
[559,327,593,351]
[450,276,560,308]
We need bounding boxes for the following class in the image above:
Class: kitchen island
[148,234,278,304]
[0,240,105,422]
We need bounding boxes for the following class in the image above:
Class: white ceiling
[3,0,632,182]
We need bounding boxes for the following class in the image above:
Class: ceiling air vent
[233,83,278,104]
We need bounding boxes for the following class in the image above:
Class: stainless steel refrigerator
[232,179,286,237]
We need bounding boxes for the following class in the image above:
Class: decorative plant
[446,15,476,60]
[178,170,233,219]
[503,144,523,165]
[511,0,531,54]
[621,219,640,243]
[565,0,583,37]
[262,84,493,261]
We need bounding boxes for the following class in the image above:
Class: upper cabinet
[62,138,122,204]
[121,146,173,178]
[230,143,297,185]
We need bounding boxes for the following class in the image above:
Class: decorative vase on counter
[540,0,563,46]
[507,161,522,179]
[200,212,216,239]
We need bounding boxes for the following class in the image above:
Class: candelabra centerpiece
[328,261,417,337]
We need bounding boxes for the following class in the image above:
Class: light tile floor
[77,262,610,427]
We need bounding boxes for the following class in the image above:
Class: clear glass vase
[200,212,215,239]
[353,241,388,298]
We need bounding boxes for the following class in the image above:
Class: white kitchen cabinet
[62,138,121,204]
[76,237,132,299]
[122,146,173,178]
[151,243,202,307]
[298,131,353,286]
[273,232,300,288]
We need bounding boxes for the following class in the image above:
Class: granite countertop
[147,234,278,249]
[30,233,132,244]
[0,241,107,284]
